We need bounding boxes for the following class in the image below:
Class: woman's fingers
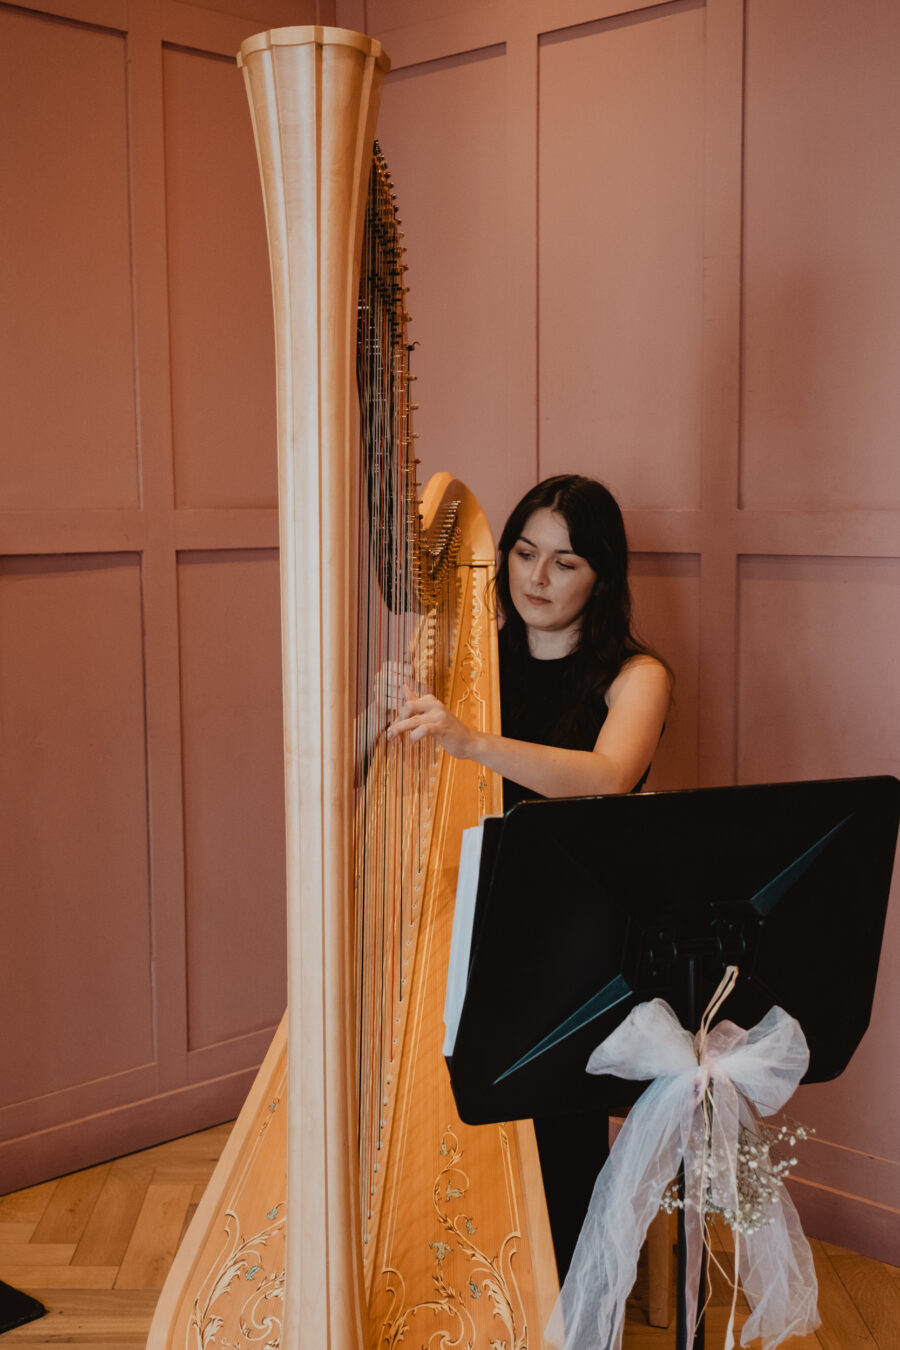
[375,663,418,714]
[387,690,443,741]
[399,684,438,716]
[386,714,423,738]
[385,691,472,760]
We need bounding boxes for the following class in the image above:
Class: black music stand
[444,775,900,1348]
[0,1281,45,1335]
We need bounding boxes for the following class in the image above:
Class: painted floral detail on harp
[255,1096,280,1142]
[379,1128,527,1350]
[456,577,487,723]
[456,574,491,818]
[188,1206,286,1350]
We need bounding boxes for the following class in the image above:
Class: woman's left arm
[587,655,672,792]
[387,657,671,797]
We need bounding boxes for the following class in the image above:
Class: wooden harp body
[148,27,557,1349]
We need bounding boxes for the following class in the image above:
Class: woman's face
[508,508,598,648]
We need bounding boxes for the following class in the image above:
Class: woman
[388,474,671,804]
[388,473,672,1277]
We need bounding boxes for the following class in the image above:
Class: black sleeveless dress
[499,637,608,809]
[497,630,642,1278]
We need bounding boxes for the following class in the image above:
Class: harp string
[354,146,462,1244]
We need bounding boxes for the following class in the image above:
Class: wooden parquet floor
[0,1121,898,1348]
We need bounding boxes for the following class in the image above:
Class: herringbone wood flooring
[0,1122,897,1347]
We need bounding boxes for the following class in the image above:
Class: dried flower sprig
[660,1116,813,1236]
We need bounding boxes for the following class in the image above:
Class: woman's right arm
[388,657,671,797]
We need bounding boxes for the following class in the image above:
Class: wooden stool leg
[647,1208,675,1328]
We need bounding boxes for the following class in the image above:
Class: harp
[148,27,557,1348]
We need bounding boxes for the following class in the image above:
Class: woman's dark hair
[495,474,670,747]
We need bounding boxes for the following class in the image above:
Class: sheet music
[443,819,500,1056]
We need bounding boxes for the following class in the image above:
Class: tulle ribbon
[545,972,820,1350]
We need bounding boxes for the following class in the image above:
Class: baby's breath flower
[658,1111,813,1235]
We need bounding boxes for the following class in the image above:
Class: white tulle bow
[545,995,820,1350]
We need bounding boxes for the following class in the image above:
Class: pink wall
[2,0,898,1269]
[0,0,323,1190]
[340,0,900,1263]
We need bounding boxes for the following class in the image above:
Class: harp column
[238,28,389,1348]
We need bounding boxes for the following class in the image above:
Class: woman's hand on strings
[386,685,476,760]
[355,661,414,780]
[377,660,414,723]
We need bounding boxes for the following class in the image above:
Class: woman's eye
[556,561,574,571]
[516,550,534,561]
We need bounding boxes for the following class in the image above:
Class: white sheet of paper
[442,821,492,1057]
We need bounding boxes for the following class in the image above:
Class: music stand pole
[676,956,705,1350]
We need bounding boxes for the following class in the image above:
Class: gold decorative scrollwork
[188,1205,286,1350]
[378,1128,528,1350]
[455,570,491,819]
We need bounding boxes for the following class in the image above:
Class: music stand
[0,1282,45,1336]
[444,775,900,1348]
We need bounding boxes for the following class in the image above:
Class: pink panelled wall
[2,0,898,1269]
[339,0,900,1262]
[0,0,324,1191]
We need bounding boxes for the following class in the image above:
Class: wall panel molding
[0,0,305,1191]
[1,7,136,511]
[4,0,127,26]
[345,0,900,1265]
[161,1,279,53]
[0,1068,259,1195]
